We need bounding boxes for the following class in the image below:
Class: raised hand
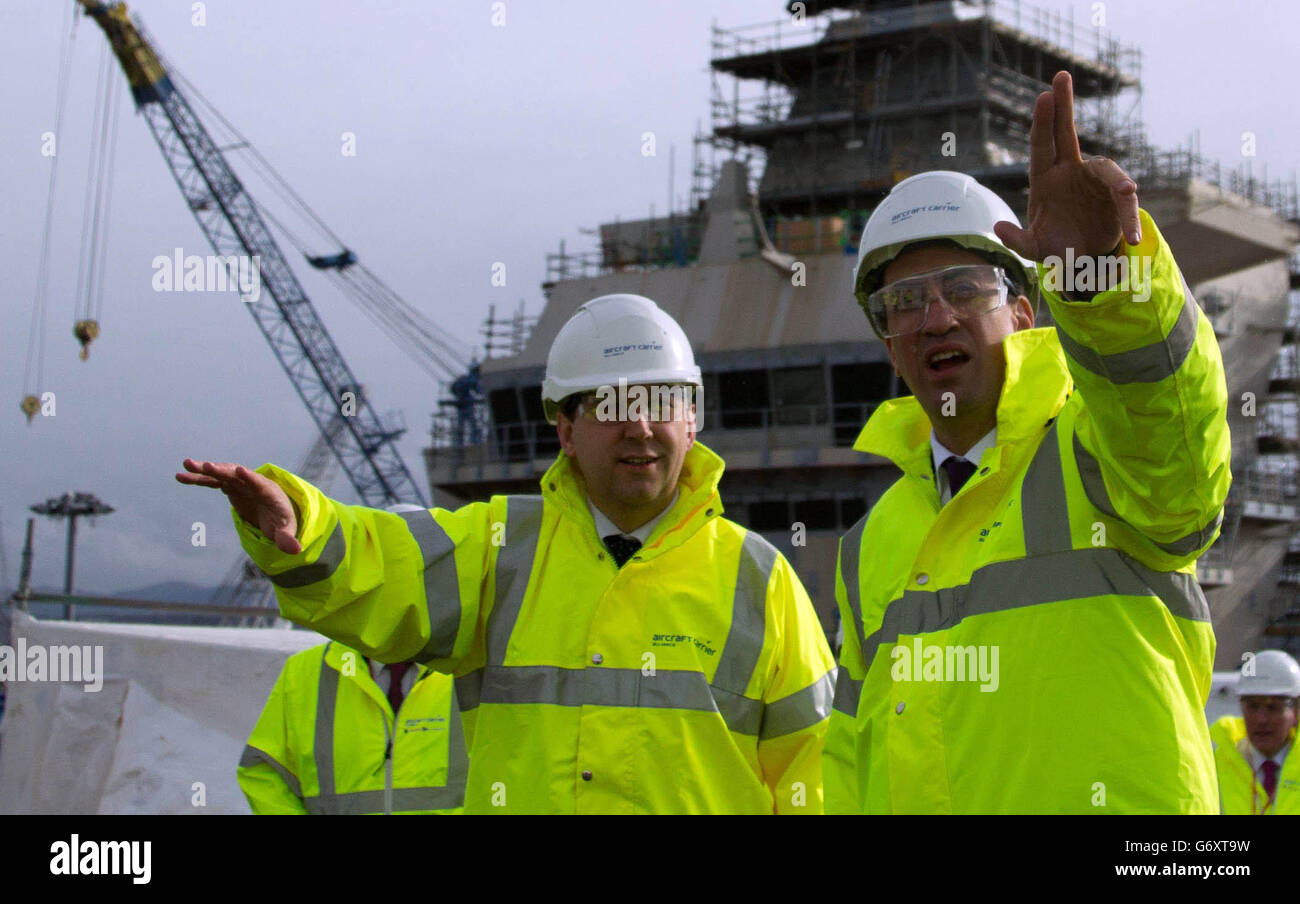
[993,70,1142,264]
[175,458,302,555]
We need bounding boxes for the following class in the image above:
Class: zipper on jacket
[383,712,393,816]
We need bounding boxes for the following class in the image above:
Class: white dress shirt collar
[930,427,997,505]
[1250,739,1291,772]
[367,656,419,697]
[589,490,679,543]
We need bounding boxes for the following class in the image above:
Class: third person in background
[1211,650,1300,814]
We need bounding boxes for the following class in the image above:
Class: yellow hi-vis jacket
[1210,716,1300,814]
[237,641,467,814]
[232,442,836,814]
[825,208,1230,814]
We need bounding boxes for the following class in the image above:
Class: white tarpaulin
[0,606,322,814]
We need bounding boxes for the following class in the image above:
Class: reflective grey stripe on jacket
[837,515,870,678]
[304,786,465,815]
[452,497,818,737]
[447,494,548,715]
[1054,284,1223,557]
[1054,288,1199,386]
[238,745,303,799]
[830,664,863,720]
[1073,433,1224,558]
[397,509,462,663]
[840,418,1211,677]
[260,506,466,660]
[313,645,338,799]
[259,521,346,588]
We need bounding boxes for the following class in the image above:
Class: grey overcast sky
[2,0,1298,598]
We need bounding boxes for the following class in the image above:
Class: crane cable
[72,41,106,326]
[246,198,466,381]
[93,48,123,324]
[328,268,459,382]
[336,266,469,371]
[70,38,122,361]
[24,0,78,419]
[158,51,473,379]
[159,52,344,251]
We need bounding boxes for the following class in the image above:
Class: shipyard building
[424,0,1300,668]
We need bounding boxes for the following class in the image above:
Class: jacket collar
[853,327,1073,478]
[540,441,726,560]
[323,642,430,682]
[323,642,432,716]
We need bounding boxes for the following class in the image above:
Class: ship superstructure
[425,0,1300,663]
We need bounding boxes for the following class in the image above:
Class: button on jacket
[233,442,836,814]
[825,209,1230,814]
[237,641,466,814]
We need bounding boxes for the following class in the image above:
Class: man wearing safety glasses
[825,71,1230,814]
[180,293,835,814]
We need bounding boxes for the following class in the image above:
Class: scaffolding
[540,0,1296,287]
[481,301,536,360]
[706,0,1143,221]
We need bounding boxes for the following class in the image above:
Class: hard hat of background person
[852,170,1039,339]
[1237,649,1300,698]
[541,294,703,424]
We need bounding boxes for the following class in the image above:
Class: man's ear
[557,415,576,456]
[1014,293,1035,330]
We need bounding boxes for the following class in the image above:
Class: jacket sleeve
[756,554,837,815]
[237,660,308,815]
[231,463,499,674]
[1044,207,1231,570]
[823,529,868,814]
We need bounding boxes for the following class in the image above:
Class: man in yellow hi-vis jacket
[180,294,835,814]
[1211,650,1300,814]
[238,640,466,814]
[825,71,1230,813]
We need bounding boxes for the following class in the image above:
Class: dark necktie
[941,456,977,498]
[603,534,642,568]
[1262,759,1280,803]
[385,662,411,715]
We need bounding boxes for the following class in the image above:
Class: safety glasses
[574,384,698,424]
[866,264,1012,339]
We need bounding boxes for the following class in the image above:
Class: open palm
[175,458,302,555]
[994,71,1142,263]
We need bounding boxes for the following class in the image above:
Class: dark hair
[559,393,585,420]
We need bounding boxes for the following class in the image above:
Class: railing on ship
[7,592,281,627]
[429,402,883,475]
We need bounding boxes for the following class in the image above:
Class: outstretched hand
[993,70,1141,263]
[175,458,302,555]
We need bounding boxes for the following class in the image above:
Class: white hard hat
[852,170,1038,338]
[1237,649,1300,698]
[541,294,702,424]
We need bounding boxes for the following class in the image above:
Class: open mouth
[926,348,970,374]
[618,455,659,469]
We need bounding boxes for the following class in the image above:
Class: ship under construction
[423,0,1300,671]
